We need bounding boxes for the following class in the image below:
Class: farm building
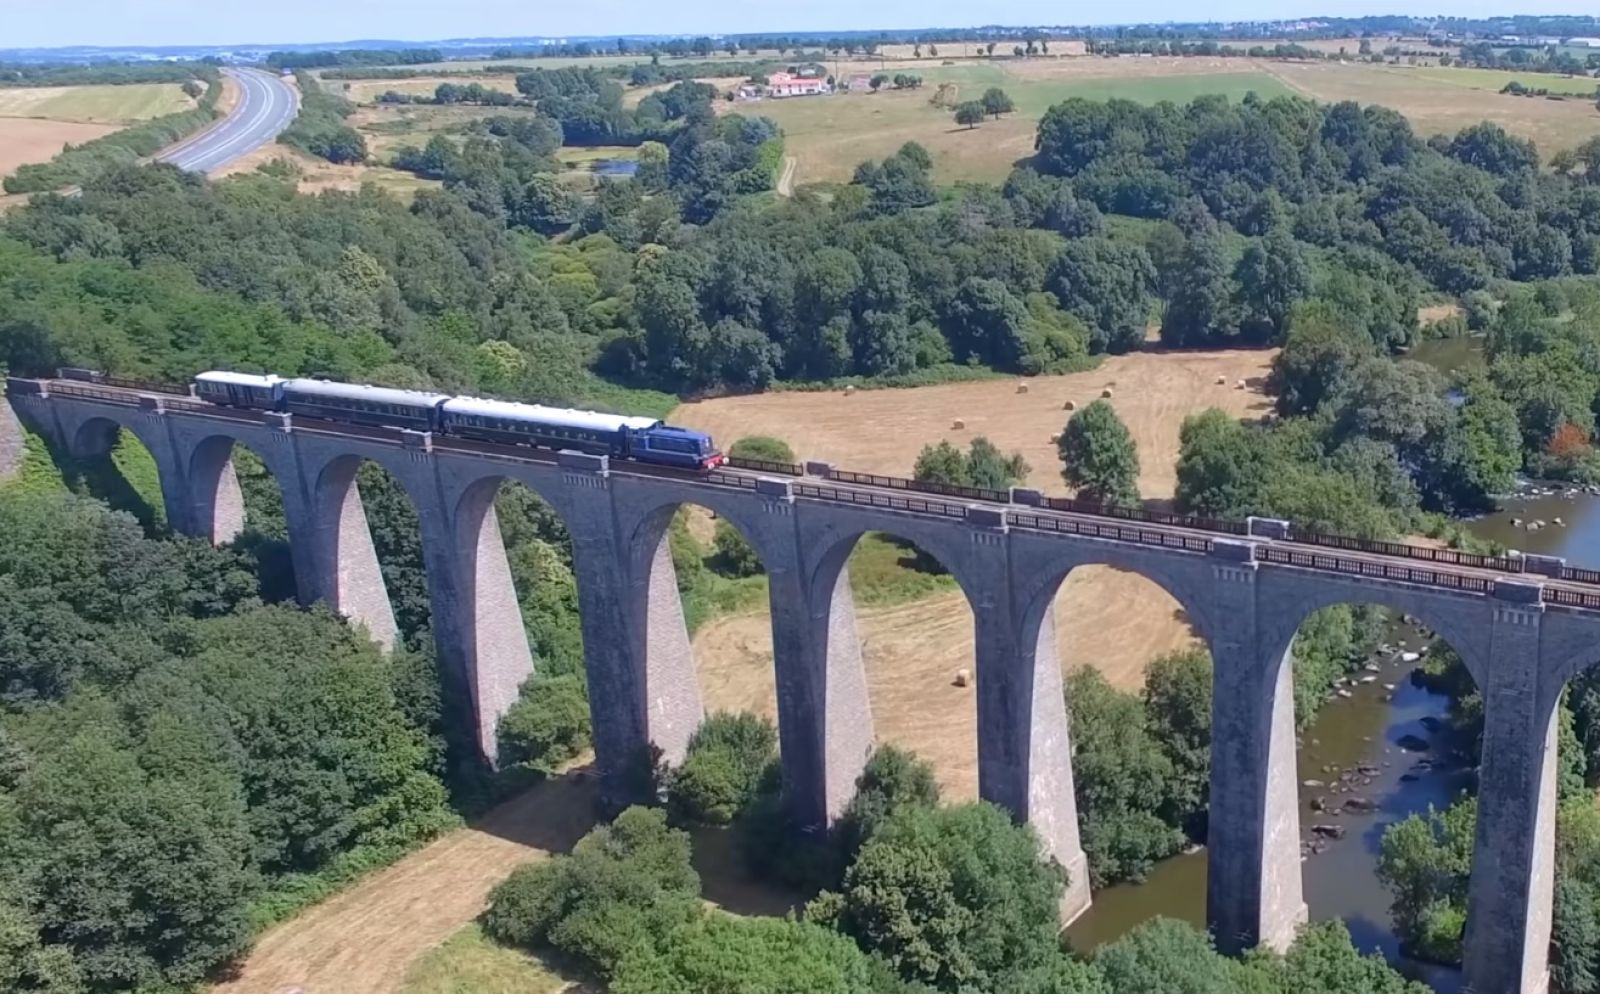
[766,72,829,97]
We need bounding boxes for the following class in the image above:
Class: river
[1063,334,1600,988]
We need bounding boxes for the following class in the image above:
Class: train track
[21,375,1600,613]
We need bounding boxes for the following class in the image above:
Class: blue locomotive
[192,371,724,471]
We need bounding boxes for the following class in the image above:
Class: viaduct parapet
[12,376,1600,994]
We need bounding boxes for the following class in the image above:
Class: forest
[9,73,1600,992]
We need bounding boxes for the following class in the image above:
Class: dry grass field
[735,54,1600,185]
[215,145,442,201]
[693,566,1199,800]
[0,83,193,123]
[334,75,522,105]
[0,82,198,180]
[208,774,601,994]
[1261,61,1600,156]
[0,119,119,179]
[671,347,1276,499]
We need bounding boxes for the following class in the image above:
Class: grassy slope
[398,924,574,994]
[1405,65,1600,96]
[0,83,194,123]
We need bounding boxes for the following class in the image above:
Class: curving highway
[157,67,299,175]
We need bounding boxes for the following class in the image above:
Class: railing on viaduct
[17,373,1600,613]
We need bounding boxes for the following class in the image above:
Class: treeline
[0,486,456,993]
[1035,96,1600,292]
[1,74,220,193]
[512,68,724,146]
[0,61,217,87]
[0,164,673,414]
[264,47,443,70]
[377,81,521,106]
[1458,41,1600,77]
[277,72,366,164]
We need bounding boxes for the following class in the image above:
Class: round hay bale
[952,418,965,430]
[1049,433,1060,444]
[1236,379,1246,389]
[1016,381,1029,394]
[844,384,856,395]
[1216,375,1227,385]
[1100,387,1114,398]
[953,668,971,688]
[1062,400,1076,411]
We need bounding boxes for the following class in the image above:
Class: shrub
[496,672,591,769]
[835,744,941,863]
[710,520,763,577]
[483,806,700,976]
[611,913,913,994]
[811,802,1064,991]
[668,712,778,825]
[728,435,796,463]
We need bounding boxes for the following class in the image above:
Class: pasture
[1404,65,1600,97]
[740,58,1294,184]
[0,83,194,123]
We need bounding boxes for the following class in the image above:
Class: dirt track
[207,775,600,994]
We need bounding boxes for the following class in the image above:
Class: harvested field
[0,83,194,123]
[671,347,1276,500]
[0,118,119,179]
[208,773,601,994]
[337,75,522,105]
[1263,61,1600,156]
[693,566,1199,799]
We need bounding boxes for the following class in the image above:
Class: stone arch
[185,431,295,547]
[1014,551,1216,675]
[63,411,181,532]
[1234,580,1488,953]
[806,524,983,801]
[1252,572,1493,688]
[615,494,790,768]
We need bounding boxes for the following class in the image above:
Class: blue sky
[8,1,1600,49]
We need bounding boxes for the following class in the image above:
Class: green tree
[1235,228,1312,340]
[484,806,701,977]
[1376,798,1476,963]
[1065,667,1185,885]
[1161,231,1235,347]
[811,802,1065,992]
[1057,400,1140,507]
[955,102,986,129]
[1142,649,1212,824]
[497,672,591,770]
[668,712,779,825]
[981,88,1016,118]
[835,744,942,865]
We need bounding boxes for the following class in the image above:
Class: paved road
[157,68,298,175]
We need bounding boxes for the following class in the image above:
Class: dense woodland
[11,65,1600,992]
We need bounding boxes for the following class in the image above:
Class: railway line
[22,373,1600,614]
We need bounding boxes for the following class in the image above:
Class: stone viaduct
[10,377,1600,994]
